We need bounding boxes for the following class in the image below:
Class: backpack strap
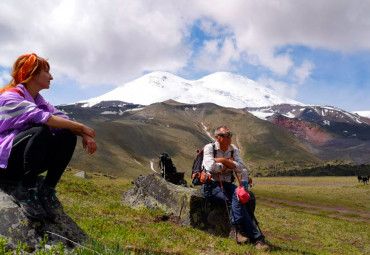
[212,142,216,158]
[230,144,235,158]
[7,88,25,98]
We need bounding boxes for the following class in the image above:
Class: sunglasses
[217,132,233,137]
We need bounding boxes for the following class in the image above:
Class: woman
[0,53,97,221]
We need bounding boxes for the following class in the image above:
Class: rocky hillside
[246,104,370,163]
[58,101,322,178]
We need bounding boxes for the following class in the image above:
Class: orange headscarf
[17,53,37,83]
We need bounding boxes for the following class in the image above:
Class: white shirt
[202,141,244,182]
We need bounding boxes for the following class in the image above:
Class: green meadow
[1,172,369,254]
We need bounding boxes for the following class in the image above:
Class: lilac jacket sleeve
[35,94,70,120]
[0,91,51,133]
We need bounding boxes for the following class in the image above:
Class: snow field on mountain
[80,71,302,108]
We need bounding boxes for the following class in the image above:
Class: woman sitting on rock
[0,53,97,221]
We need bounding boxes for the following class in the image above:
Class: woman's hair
[0,53,50,93]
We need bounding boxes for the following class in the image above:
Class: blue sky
[0,0,369,111]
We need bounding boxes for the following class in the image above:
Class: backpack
[191,143,234,186]
[158,152,177,177]
[158,152,188,186]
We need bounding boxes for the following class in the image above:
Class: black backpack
[158,152,177,177]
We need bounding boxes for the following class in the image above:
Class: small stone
[74,171,89,179]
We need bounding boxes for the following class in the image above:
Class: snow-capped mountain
[244,104,370,148]
[246,104,370,125]
[80,71,302,108]
[354,111,370,119]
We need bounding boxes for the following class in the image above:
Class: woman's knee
[19,125,53,147]
[57,130,77,150]
[66,130,77,148]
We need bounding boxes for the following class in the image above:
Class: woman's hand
[81,125,96,138]
[82,134,97,155]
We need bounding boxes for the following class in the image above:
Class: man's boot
[254,235,270,251]
[230,225,250,244]
[39,185,59,222]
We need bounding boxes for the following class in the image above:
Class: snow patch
[248,111,273,120]
[134,159,142,165]
[201,122,215,140]
[150,159,157,172]
[323,120,330,126]
[353,111,370,118]
[282,112,295,118]
[124,107,144,112]
[101,111,117,115]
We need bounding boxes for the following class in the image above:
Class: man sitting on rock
[201,125,266,249]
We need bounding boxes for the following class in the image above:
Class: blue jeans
[202,181,261,241]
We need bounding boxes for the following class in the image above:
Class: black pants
[0,125,77,188]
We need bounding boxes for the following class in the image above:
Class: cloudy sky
[0,0,369,111]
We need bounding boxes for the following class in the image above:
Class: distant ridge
[79,71,302,108]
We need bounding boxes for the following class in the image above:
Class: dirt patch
[258,195,370,223]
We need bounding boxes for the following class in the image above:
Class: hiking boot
[39,186,59,222]
[254,236,269,251]
[11,185,47,221]
[230,225,250,244]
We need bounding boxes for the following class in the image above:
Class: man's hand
[215,157,236,171]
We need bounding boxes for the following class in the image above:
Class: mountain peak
[80,71,302,108]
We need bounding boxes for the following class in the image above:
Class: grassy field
[2,172,369,254]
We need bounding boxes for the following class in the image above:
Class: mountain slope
[246,104,370,163]
[80,72,302,108]
[58,101,320,178]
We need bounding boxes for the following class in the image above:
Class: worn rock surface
[121,173,231,236]
[0,180,88,252]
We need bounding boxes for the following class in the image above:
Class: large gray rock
[0,180,88,252]
[121,173,231,236]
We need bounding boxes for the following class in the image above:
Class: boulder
[74,171,89,179]
[0,180,88,252]
[121,173,231,236]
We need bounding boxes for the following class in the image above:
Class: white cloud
[0,70,11,86]
[0,0,193,85]
[0,0,369,88]
[293,61,314,84]
[198,18,232,38]
[193,37,239,71]
[257,76,298,99]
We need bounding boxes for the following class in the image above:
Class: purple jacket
[0,84,69,168]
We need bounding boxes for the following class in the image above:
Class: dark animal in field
[357,175,362,183]
[361,176,369,185]
[248,176,253,188]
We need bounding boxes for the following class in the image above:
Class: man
[202,126,267,249]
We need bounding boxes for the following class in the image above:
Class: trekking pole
[235,173,265,237]
[217,174,238,243]
[246,196,264,238]
[235,173,265,238]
